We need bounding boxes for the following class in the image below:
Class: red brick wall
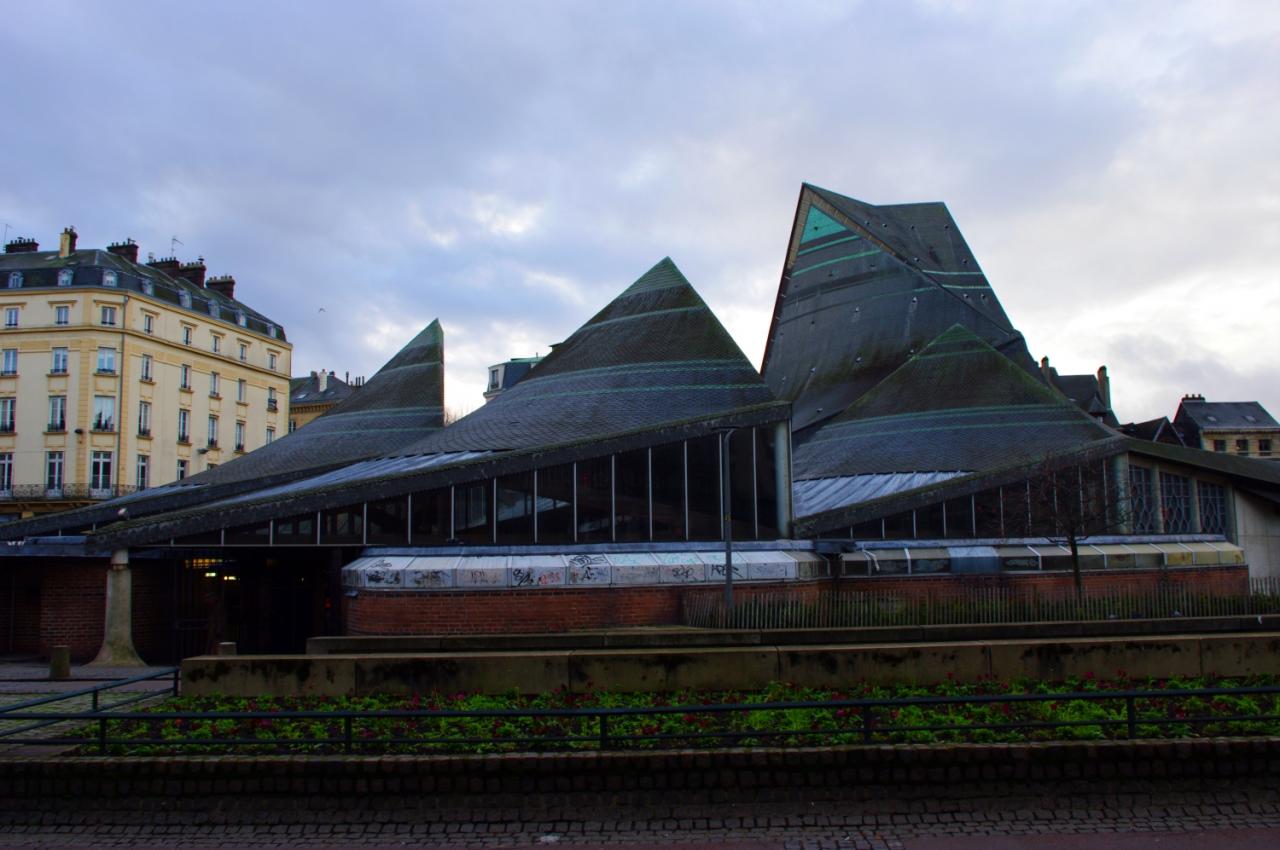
[38,561,107,660]
[346,585,686,635]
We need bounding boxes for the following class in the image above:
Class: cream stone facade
[0,232,290,519]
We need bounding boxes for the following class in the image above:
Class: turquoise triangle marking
[799,205,846,244]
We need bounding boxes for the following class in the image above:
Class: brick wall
[38,561,107,660]
[346,585,687,635]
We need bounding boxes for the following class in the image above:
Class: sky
[1,0,1276,424]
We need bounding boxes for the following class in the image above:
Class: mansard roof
[762,184,1039,432]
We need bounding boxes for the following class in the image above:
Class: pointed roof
[761,184,1039,432]
[793,325,1116,481]
[405,258,779,453]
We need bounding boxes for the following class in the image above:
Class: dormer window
[140,280,154,296]
[237,311,247,328]
[488,368,500,391]
[178,290,191,308]
[57,269,73,287]
[209,302,221,320]
[266,322,276,337]
[6,272,20,289]
[102,270,117,288]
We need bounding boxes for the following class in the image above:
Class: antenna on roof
[2,224,10,244]
[171,236,184,255]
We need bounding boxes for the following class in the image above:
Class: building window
[1213,439,1227,452]
[268,352,278,371]
[267,387,277,411]
[207,415,218,448]
[102,270,117,288]
[1128,465,1156,533]
[51,347,68,374]
[238,342,247,362]
[1236,438,1250,455]
[5,308,19,328]
[488,368,500,391]
[211,335,221,354]
[46,451,64,492]
[182,325,192,346]
[90,451,113,491]
[96,347,116,373]
[140,353,152,381]
[177,408,190,443]
[92,395,116,431]
[57,269,73,287]
[267,323,277,338]
[289,418,297,433]
[1,349,16,376]
[54,305,69,326]
[209,371,219,397]
[237,378,246,403]
[48,395,66,431]
[265,426,275,444]
[141,280,154,296]
[0,398,13,432]
[209,302,221,320]
[6,272,20,289]
[1260,439,1273,457]
[0,452,11,493]
[1197,481,1227,535]
[138,400,151,436]
[180,364,191,389]
[143,314,154,335]
[136,454,150,490]
[179,291,191,308]
[100,305,117,326]
[1159,471,1192,533]
[235,421,245,451]
[176,458,188,480]
[236,311,247,328]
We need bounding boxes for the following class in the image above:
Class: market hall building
[2,185,1278,663]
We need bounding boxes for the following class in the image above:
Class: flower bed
[77,674,1280,755]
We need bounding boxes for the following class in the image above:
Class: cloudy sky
[2,1,1276,423]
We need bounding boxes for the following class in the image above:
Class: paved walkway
[1,778,1277,848]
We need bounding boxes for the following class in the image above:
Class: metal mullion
[362,502,368,546]
[683,441,689,542]
[647,447,653,542]
[533,469,539,544]
[610,454,616,543]
[572,462,578,543]
[449,485,455,540]
[491,479,497,544]
[751,428,758,540]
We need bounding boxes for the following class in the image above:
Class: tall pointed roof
[793,324,1116,481]
[762,184,1039,432]
[406,258,779,453]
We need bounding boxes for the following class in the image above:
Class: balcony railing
[0,483,139,502]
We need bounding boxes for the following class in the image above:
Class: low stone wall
[183,632,1280,697]
[2,739,1278,807]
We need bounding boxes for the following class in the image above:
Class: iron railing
[0,483,140,501]
[682,577,1280,630]
[0,667,179,745]
[1,683,1278,755]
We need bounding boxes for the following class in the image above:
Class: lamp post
[719,427,736,619]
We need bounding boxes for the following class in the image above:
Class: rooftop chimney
[4,237,38,254]
[318,371,329,392]
[146,256,182,276]
[106,239,139,264]
[206,274,236,300]
[175,257,207,288]
[1096,365,1111,410]
[58,227,77,258]
[1182,393,1206,403]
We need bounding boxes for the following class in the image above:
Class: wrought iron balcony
[0,483,140,501]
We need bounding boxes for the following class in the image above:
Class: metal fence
[0,668,179,746]
[2,683,1279,755]
[682,576,1280,630]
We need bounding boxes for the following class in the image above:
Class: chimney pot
[107,238,139,264]
[206,274,236,300]
[176,259,207,288]
[318,371,328,392]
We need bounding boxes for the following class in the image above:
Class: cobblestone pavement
[2,780,1278,848]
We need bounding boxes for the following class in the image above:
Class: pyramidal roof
[191,318,446,484]
[406,258,779,453]
[762,183,1040,432]
[792,325,1115,481]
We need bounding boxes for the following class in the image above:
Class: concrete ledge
[1,738,1278,804]
[184,632,1280,697]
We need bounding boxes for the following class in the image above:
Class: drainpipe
[116,295,128,494]
[88,548,145,667]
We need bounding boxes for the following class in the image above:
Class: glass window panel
[915,502,944,538]
[755,427,780,539]
[973,488,1003,537]
[883,511,914,540]
[686,434,721,541]
[1160,471,1192,533]
[225,522,270,545]
[1198,481,1227,536]
[495,472,535,544]
[1001,482,1031,537]
[650,441,685,541]
[613,449,649,542]
[576,456,612,543]
[274,513,317,545]
[848,519,883,539]
[536,464,574,544]
[729,431,755,540]
[1128,466,1157,533]
[321,505,364,544]
[944,496,974,539]
[409,488,450,544]
[453,480,492,544]
[366,496,408,545]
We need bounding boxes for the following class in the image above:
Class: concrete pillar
[774,420,793,539]
[88,549,145,667]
